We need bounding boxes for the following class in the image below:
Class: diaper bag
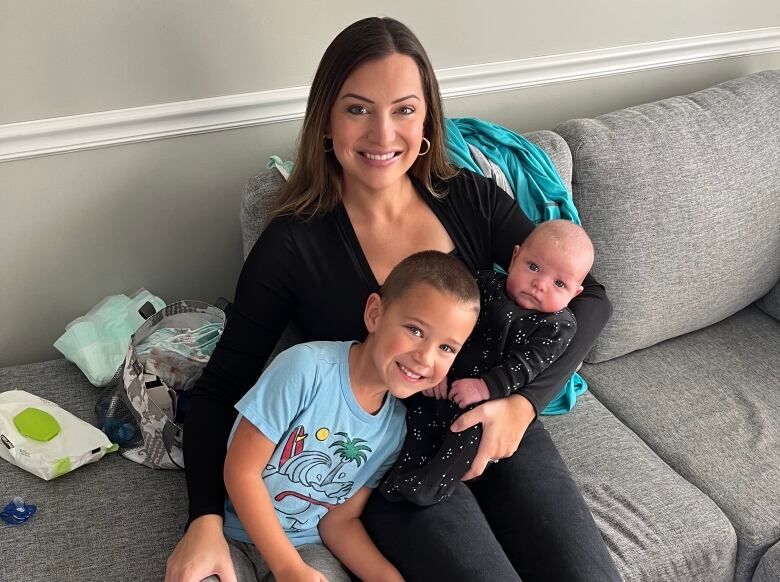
[96,300,226,469]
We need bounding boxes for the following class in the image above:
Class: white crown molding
[2,27,779,162]
[436,26,780,97]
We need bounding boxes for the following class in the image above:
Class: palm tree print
[321,432,372,486]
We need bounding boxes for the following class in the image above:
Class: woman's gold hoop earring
[418,137,431,157]
[323,136,334,153]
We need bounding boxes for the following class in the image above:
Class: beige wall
[1,2,779,366]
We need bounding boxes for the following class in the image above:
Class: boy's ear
[574,285,584,298]
[364,293,383,332]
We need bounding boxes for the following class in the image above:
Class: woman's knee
[362,485,521,581]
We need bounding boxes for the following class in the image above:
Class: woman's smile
[359,150,404,167]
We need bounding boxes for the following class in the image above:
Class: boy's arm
[319,487,404,582]
[224,418,325,581]
[481,311,578,412]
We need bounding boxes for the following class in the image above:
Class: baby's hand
[449,378,490,408]
[422,378,449,399]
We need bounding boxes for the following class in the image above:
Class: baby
[381,219,594,506]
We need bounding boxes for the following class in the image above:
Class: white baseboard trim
[2,27,779,162]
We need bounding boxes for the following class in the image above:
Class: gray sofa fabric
[756,278,780,322]
[0,360,186,582]
[753,539,780,582]
[524,129,574,193]
[581,305,780,582]
[241,169,286,259]
[544,392,736,582]
[554,70,780,364]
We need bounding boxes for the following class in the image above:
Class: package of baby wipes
[0,390,117,480]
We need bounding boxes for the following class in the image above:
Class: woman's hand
[450,394,536,481]
[165,514,237,582]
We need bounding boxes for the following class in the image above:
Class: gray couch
[2,70,778,582]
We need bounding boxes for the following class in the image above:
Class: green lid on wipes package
[13,407,61,442]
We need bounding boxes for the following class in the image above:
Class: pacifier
[0,496,37,525]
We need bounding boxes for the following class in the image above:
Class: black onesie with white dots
[379,269,576,506]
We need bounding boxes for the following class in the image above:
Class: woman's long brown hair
[272,17,456,219]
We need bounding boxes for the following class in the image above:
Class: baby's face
[506,239,587,313]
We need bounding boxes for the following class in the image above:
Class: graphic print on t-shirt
[264,424,373,532]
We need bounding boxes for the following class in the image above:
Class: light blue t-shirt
[223,341,407,547]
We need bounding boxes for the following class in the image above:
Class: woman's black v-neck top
[184,169,611,522]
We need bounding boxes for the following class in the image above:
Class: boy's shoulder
[268,341,350,384]
[240,341,351,420]
[277,340,348,364]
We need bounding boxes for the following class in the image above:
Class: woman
[167,17,620,582]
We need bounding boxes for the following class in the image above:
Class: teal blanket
[445,117,587,415]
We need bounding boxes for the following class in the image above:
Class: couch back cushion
[241,170,287,259]
[555,70,780,363]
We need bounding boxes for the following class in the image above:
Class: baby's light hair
[526,220,595,280]
[379,251,480,313]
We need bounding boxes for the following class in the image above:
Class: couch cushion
[581,305,780,582]
[555,70,780,363]
[753,539,780,582]
[755,278,780,322]
[0,360,187,582]
[545,391,736,582]
[524,129,573,192]
[240,167,286,259]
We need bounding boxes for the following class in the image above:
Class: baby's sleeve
[483,309,578,405]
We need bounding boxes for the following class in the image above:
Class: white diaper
[0,390,117,480]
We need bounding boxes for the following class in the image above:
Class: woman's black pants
[361,418,621,582]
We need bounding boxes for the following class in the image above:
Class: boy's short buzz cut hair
[379,251,480,313]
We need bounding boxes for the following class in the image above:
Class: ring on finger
[488,457,500,464]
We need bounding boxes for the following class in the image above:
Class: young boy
[219,251,480,582]
[381,220,595,506]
